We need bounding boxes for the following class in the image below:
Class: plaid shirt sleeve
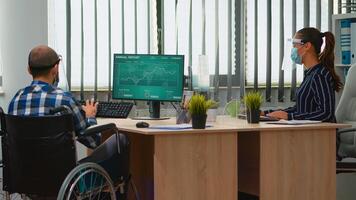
[63,92,97,136]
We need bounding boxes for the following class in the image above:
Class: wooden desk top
[97,115,350,135]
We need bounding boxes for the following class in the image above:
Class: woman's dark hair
[297,27,342,92]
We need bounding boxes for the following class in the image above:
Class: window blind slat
[148,0,151,53]
[291,0,297,101]
[238,0,245,99]
[346,0,352,13]
[316,0,321,30]
[108,0,112,101]
[214,0,220,101]
[254,0,258,91]
[158,0,164,54]
[304,0,310,27]
[135,0,138,53]
[227,0,233,101]
[266,0,272,102]
[122,0,125,53]
[175,0,179,54]
[94,0,98,100]
[328,0,333,30]
[338,0,342,13]
[202,0,206,55]
[66,0,72,91]
[189,0,192,67]
[80,0,84,100]
[278,0,284,102]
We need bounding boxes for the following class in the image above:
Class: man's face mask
[52,55,62,87]
[53,72,60,87]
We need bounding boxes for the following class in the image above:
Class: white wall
[0,0,48,110]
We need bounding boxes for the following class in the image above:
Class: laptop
[237,114,279,122]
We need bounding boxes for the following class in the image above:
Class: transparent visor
[287,38,304,46]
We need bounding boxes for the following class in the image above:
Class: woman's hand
[267,110,288,120]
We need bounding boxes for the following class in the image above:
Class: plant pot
[191,114,208,129]
[246,109,260,123]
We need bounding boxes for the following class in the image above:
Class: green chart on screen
[113,54,184,102]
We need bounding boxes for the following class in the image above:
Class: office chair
[0,106,118,199]
[335,63,356,173]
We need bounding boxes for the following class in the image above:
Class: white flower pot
[207,109,218,122]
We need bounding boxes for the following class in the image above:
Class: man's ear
[51,64,59,75]
[27,66,32,75]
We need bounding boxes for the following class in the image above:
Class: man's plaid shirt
[8,80,97,137]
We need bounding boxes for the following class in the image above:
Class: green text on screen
[113,54,184,101]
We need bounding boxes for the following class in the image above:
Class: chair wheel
[57,162,116,200]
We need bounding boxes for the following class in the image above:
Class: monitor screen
[112,54,184,102]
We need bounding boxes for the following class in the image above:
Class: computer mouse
[136,121,150,128]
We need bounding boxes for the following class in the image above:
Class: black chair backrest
[0,107,77,196]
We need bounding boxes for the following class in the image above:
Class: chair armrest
[336,160,356,173]
[49,105,72,115]
[337,128,356,134]
[79,123,117,138]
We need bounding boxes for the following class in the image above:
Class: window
[245,0,331,86]
[162,0,235,77]
[0,40,3,90]
[48,0,156,90]
[48,0,236,91]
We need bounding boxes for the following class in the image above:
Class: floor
[239,192,259,200]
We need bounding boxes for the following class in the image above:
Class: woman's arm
[288,74,334,121]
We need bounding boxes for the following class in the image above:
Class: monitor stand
[131,100,170,120]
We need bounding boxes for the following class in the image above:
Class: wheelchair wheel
[57,162,116,200]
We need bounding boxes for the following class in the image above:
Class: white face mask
[52,73,59,87]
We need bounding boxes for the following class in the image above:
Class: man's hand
[267,110,288,120]
[82,99,98,118]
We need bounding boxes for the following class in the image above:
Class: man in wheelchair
[6,45,130,199]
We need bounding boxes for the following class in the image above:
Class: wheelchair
[0,106,137,200]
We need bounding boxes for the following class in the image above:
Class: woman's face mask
[290,47,302,64]
[290,38,304,65]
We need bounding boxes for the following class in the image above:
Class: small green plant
[188,94,214,115]
[243,91,263,111]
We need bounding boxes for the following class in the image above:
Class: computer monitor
[112,54,184,119]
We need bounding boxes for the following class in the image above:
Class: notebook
[266,119,322,125]
[149,124,213,130]
[237,114,279,122]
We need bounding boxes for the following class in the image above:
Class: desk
[98,116,349,200]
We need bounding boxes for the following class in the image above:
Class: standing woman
[264,27,342,122]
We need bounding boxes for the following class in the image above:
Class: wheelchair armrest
[337,128,356,135]
[49,105,72,115]
[80,123,117,138]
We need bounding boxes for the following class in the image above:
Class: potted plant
[188,94,214,129]
[243,91,263,123]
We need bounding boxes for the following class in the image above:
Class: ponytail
[319,31,342,92]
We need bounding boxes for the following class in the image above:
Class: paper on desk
[149,123,213,130]
[266,119,322,125]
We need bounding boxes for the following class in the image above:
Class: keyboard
[79,100,133,118]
